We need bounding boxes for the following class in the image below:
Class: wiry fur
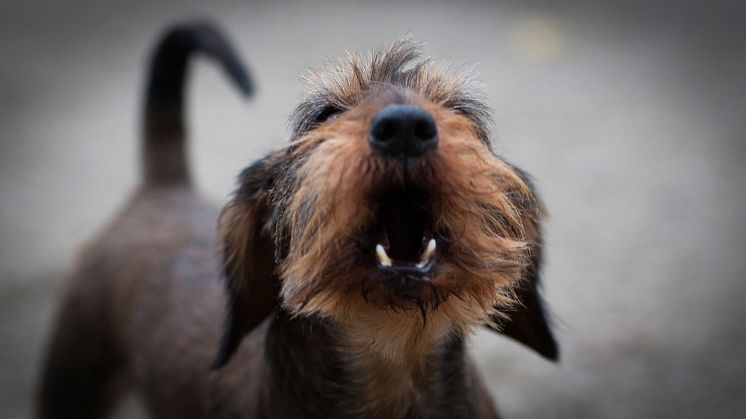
[37,26,556,419]
[217,38,553,417]
[291,37,491,143]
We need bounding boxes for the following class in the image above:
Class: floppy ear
[487,243,559,361]
[485,168,559,361]
[213,154,282,368]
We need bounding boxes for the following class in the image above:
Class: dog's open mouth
[363,187,439,278]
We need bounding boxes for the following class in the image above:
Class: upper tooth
[376,244,393,267]
[416,238,437,268]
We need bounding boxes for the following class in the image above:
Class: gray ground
[1,0,745,418]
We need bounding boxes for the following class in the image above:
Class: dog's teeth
[416,238,437,268]
[422,238,437,260]
[375,244,393,267]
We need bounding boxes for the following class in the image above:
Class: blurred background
[1,0,744,417]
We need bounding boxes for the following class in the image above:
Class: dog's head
[214,38,557,367]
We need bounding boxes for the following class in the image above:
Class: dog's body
[37,23,557,419]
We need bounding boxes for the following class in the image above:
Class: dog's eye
[314,106,342,124]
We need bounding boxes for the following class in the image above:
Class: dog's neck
[263,309,475,419]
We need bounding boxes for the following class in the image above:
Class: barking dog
[37,22,558,419]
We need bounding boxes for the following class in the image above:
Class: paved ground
[1,1,745,418]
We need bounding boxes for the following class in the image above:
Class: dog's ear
[485,168,559,361]
[487,243,559,361]
[213,154,283,368]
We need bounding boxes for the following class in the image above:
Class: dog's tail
[142,21,253,186]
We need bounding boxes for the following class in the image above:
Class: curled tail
[143,21,253,186]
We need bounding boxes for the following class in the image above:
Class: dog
[36,22,558,419]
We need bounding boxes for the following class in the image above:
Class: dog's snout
[369,104,438,157]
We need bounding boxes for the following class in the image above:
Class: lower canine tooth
[376,244,393,267]
[416,238,437,268]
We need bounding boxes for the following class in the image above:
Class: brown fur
[36,25,557,419]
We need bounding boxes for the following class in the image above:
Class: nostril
[371,119,397,144]
[413,117,437,142]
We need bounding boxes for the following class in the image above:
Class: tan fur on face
[270,94,540,416]
[222,38,544,416]
[279,105,379,304]
[278,100,537,321]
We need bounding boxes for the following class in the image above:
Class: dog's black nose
[369,104,438,157]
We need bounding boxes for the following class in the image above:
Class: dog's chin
[358,269,449,314]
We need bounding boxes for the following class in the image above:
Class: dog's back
[36,22,254,419]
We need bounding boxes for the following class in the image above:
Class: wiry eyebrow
[289,37,493,143]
